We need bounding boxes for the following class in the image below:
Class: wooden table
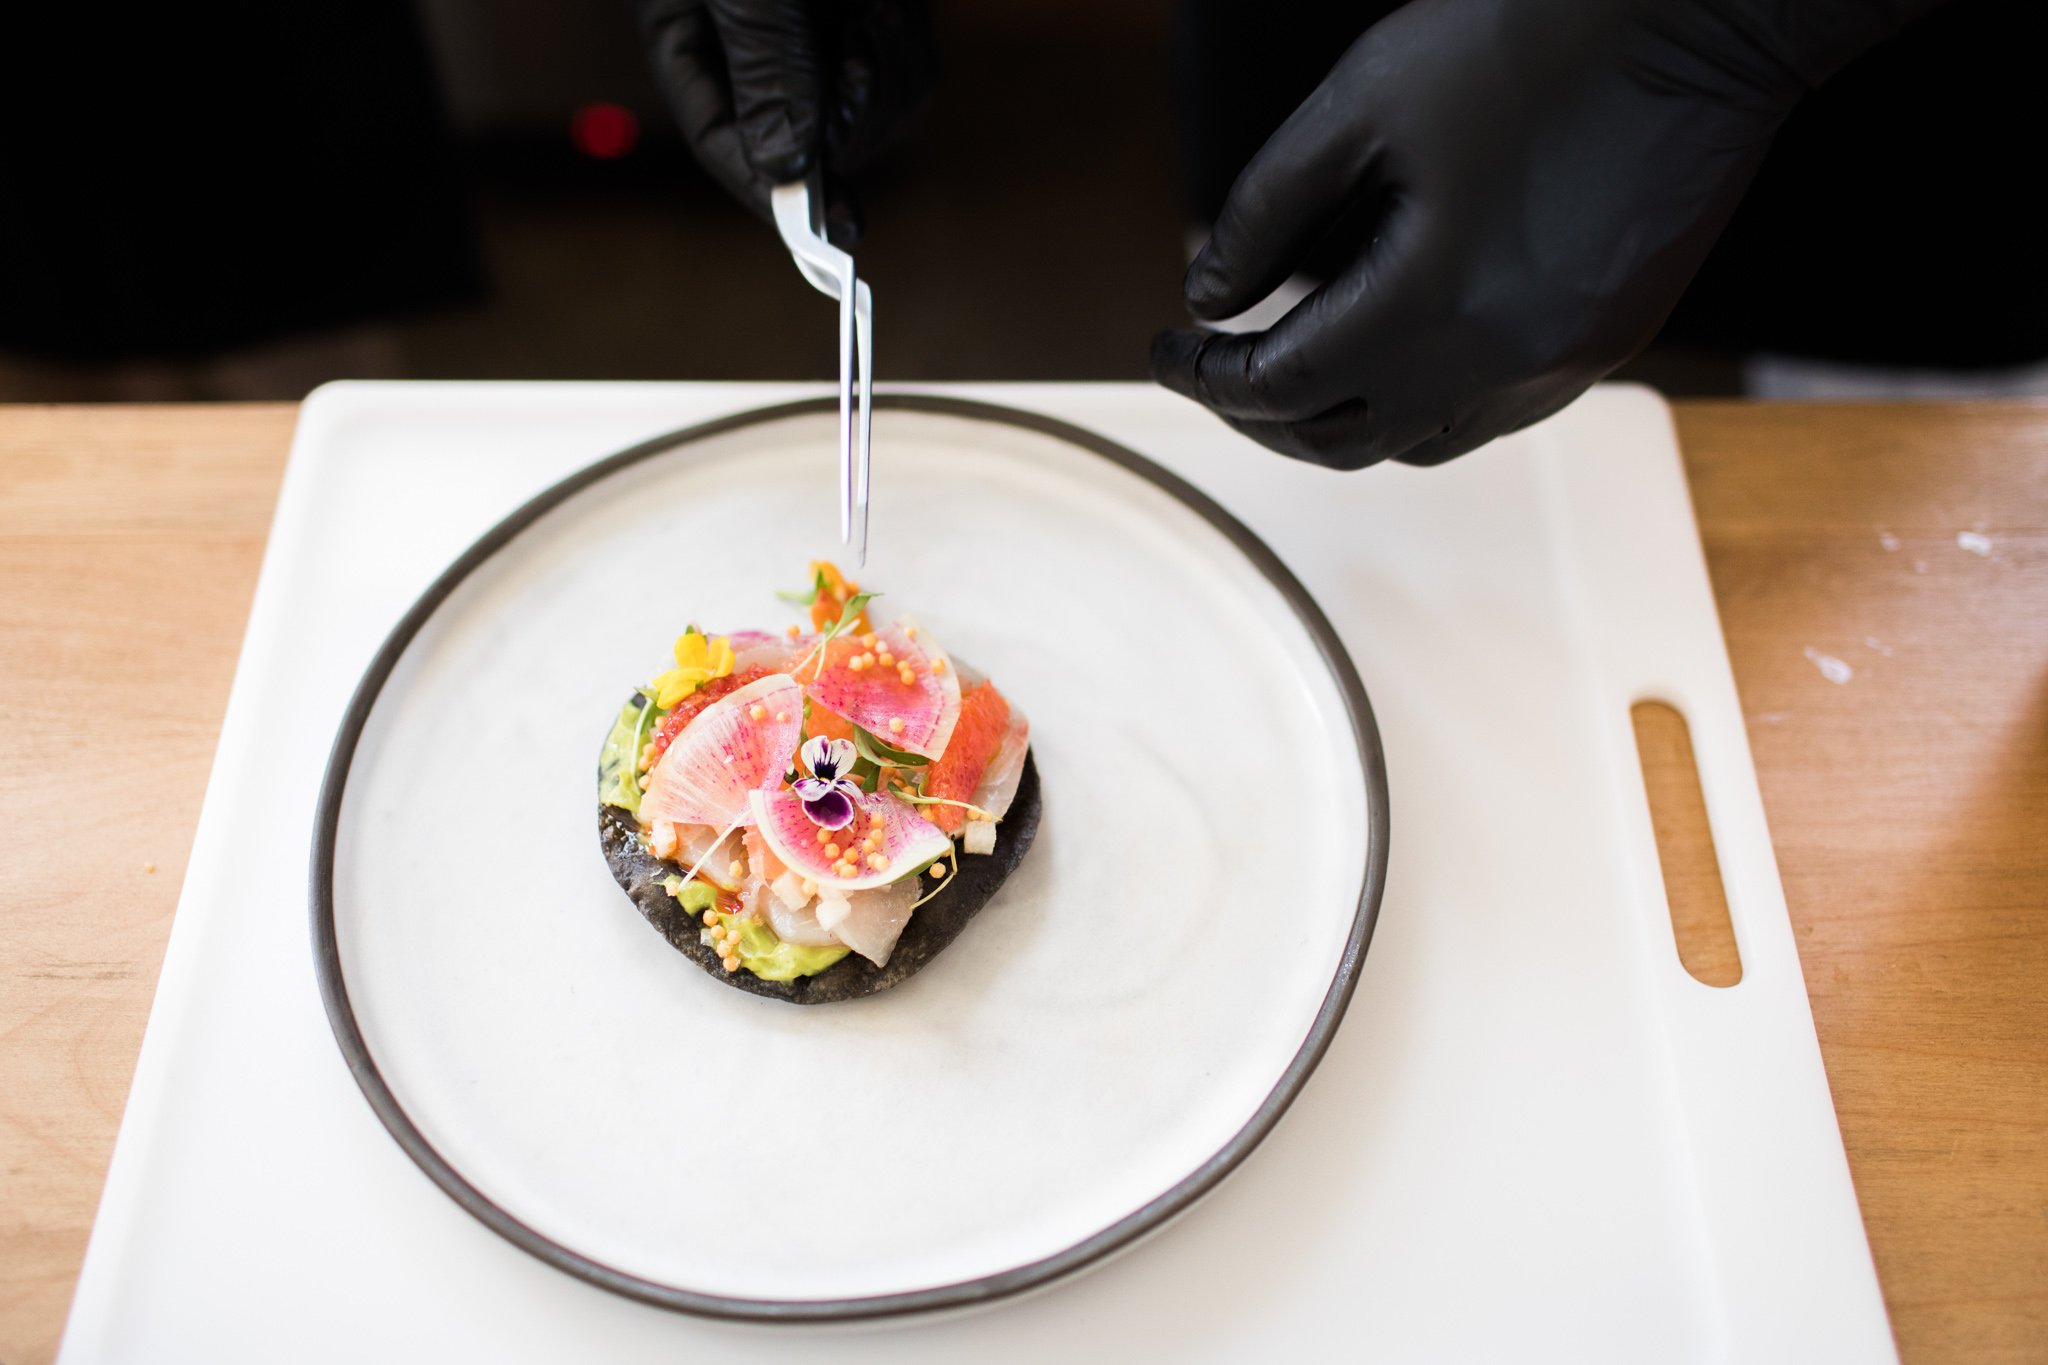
[2,401,2042,1363]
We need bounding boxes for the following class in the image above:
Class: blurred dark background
[0,0,2039,402]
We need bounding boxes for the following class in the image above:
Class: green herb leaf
[852,724,929,769]
[776,567,833,607]
[834,591,878,633]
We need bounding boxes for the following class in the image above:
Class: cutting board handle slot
[1630,700,1743,987]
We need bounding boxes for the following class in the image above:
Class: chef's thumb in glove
[636,0,937,245]
[1151,0,1941,469]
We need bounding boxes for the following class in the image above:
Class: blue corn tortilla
[598,746,1039,1004]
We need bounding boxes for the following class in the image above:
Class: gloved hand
[1151,0,1938,469]
[635,0,936,245]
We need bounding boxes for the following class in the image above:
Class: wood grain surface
[0,405,294,1365]
[1632,699,1744,989]
[0,399,2042,1364]
[1674,402,2048,1365]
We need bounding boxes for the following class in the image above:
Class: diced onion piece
[771,869,811,911]
[814,894,852,933]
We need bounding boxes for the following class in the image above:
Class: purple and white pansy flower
[794,734,861,830]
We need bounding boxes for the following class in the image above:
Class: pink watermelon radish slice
[798,613,960,759]
[642,673,803,827]
[749,786,951,892]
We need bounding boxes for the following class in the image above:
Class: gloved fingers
[637,0,775,218]
[707,0,825,186]
[1183,73,1388,322]
[1387,425,1482,467]
[1152,330,1407,470]
[1215,402,1393,472]
[1150,278,1382,425]
[1153,320,1466,472]
[1150,326,1323,422]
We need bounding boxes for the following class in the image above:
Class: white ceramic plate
[314,396,1387,1322]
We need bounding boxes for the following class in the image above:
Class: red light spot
[571,103,639,160]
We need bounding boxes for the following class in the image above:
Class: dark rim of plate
[310,393,1391,1324]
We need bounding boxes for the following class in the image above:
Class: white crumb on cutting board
[1877,528,1900,551]
[1957,531,1992,555]
[1803,647,1853,685]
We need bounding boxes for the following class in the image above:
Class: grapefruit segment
[642,673,803,827]
[970,706,1032,823]
[800,613,960,759]
[925,681,1012,834]
[749,786,951,892]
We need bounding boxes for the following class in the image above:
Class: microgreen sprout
[775,568,830,607]
[791,590,878,681]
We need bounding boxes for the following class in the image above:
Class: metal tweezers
[771,174,872,566]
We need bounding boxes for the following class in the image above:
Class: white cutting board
[59,382,1894,1364]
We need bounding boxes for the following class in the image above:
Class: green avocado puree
[662,877,850,981]
[599,697,660,813]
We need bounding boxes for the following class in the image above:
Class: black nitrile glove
[635,0,936,245]
[1151,0,1940,469]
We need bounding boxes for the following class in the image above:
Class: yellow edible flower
[651,631,735,708]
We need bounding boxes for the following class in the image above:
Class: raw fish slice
[970,706,1031,822]
[815,876,918,967]
[742,827,787,883]
[750,787,951,892]
[923,680,1012,834]
[800,614,960,759]
[643,673,803,827]
[728,630,809,675]
[758,891,842,948]
[656,822,745,890]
